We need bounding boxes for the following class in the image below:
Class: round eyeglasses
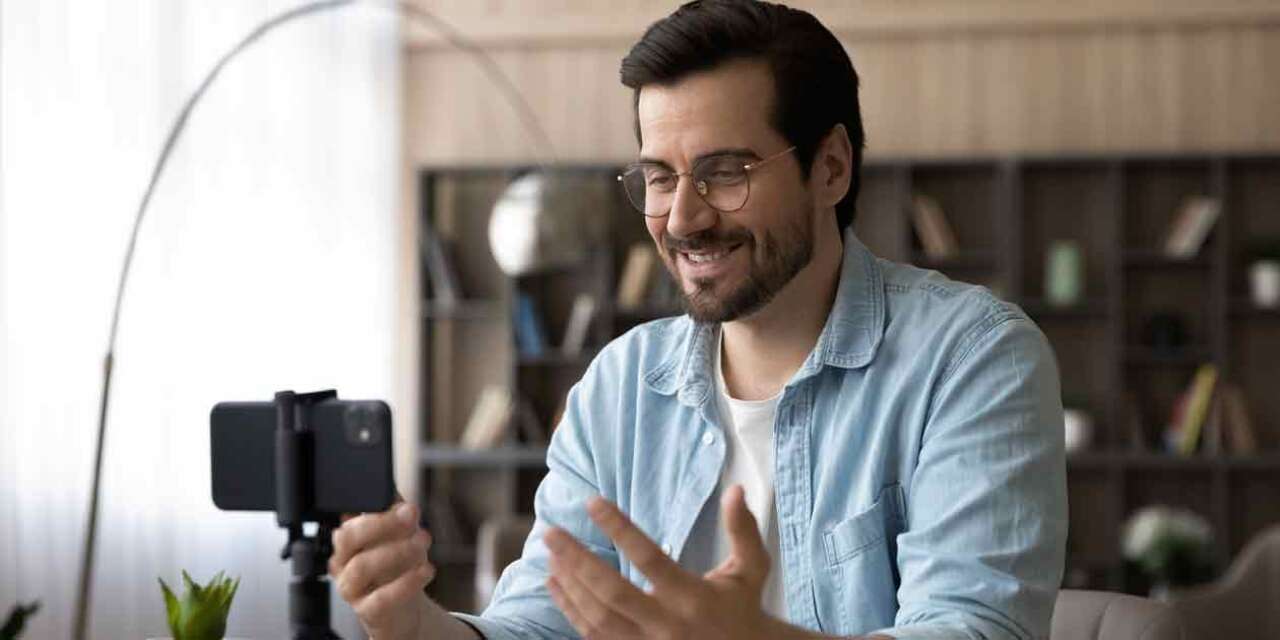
[616,146,796,217]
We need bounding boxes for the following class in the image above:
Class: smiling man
[331,1,1067,639]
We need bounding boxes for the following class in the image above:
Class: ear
[809,124,853,209]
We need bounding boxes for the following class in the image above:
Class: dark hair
[620,0,865,233]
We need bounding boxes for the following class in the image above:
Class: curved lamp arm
[73,2,556,637]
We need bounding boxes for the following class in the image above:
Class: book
[1173,364,1219,456]
[617,243,658,310]
[910,194,959,260]
[1163,196,1221,259]
[422,226,463,307]
[1221,383,1259,455]
[1201,390,1225,456]
[560,293,597,356]
[513,292,549,358]
[460,386,514,450]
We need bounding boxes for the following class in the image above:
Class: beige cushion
[1173,525,1280,640]
[1051,590,1185,640]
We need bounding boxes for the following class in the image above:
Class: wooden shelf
[516,352,593,368]
[1068,451,1280,471]
[1121,250,1212,269]
[423,299,505,320]
[1122,346,1214,367]
[430,544,479,565]
[613,305,682,323]
[1230,298,1280,317]
[420,445,549,468]
[911,251,999,271]
[420,153,1280,602]
[1019,298,1109,319]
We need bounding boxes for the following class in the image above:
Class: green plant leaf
[1,601,41,640]
[160,571,239,640]
[159,578,182,640]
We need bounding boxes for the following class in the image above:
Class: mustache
[662,231,751,254]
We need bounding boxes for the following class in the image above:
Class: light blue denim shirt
[457,235,1067,640]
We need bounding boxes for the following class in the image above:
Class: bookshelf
[418,153,1280,610]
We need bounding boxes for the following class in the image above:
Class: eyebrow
[635,147,760,169]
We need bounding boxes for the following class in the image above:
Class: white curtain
[1,1,401,637]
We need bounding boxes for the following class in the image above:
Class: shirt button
[702,432,715,446]
[662,543,673,556]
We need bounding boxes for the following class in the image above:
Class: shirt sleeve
[452,364,615,640]
[875,315,1068,640]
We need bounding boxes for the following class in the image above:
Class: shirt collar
[644,233,886,405]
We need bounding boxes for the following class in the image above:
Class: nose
[665,175,718,239]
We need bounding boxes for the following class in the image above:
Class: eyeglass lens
[620,155,752,216]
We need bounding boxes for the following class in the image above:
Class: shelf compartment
[1019,162,1117,304]
[1122,159,1215,252]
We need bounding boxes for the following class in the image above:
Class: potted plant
[1248,239,1280,309]
[1,601,40,640]
[1122,506,1216,599]
[155,571,240,640]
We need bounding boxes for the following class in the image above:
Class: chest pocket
[818,484,906,636]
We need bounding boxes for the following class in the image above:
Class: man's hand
[543,484,791,640]
[331,501,436,639]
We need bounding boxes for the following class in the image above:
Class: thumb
[717,485,769,586]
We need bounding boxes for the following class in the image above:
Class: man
[330,1,1067,638]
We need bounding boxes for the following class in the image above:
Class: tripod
[274,389,342,640]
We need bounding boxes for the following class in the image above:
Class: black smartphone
[210,398,396,515]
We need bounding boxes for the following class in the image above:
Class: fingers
[544,527,668,635]
[351,560,434,626]
[331,501,418,571]
[585,497,691,594]
[546,577,590,635]
[719,485,769,586]
[335,527,433,604]
[546,567,644,639]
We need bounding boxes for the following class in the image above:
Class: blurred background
[3,1,1279,638]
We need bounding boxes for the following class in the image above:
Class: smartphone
[210,398,396,515]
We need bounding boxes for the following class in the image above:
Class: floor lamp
[71,2,555,637]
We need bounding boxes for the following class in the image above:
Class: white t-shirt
[708,331,788,618]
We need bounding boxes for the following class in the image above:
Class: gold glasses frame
[617,145,797,217]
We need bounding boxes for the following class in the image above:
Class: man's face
[637,60,816,324]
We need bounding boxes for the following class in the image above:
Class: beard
[661,211,814,324]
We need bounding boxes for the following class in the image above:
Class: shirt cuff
[870,624,979,640]
[451,612,515,640]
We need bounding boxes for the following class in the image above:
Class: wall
[401,0,1280,165]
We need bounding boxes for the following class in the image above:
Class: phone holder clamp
[274,389,342,640]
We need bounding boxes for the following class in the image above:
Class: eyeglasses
[617,146,796,217]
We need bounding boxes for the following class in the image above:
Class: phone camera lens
[344,403,383,446]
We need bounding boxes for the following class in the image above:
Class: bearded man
[332,2,1067,638]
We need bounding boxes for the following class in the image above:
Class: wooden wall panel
[405,21,1280,165]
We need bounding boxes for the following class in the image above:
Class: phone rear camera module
[344,403,384,447]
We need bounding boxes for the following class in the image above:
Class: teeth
[685,247,734,263]
[687,251,727,263]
